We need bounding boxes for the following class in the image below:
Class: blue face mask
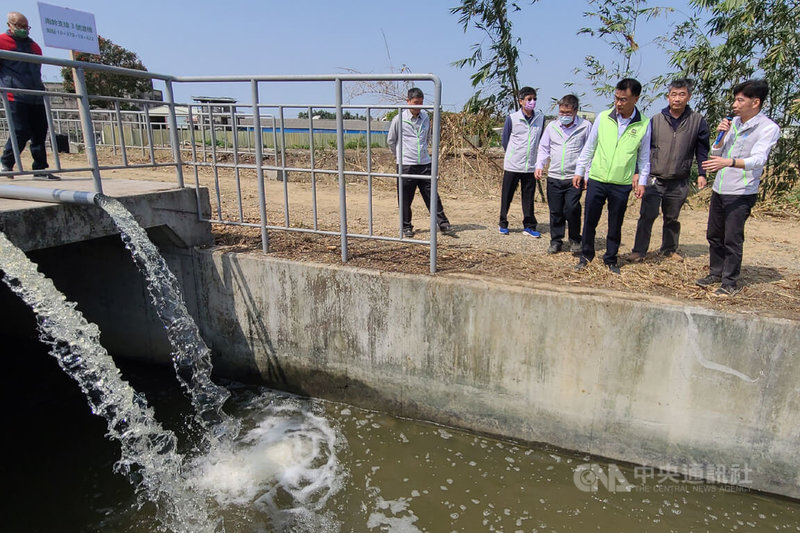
[558,115,575,126]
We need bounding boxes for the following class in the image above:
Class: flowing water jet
[0,230,220,533]
[96,194,240,447]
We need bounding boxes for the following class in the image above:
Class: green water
[4,339,800,532]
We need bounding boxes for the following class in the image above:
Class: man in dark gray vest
[628,79,709,261]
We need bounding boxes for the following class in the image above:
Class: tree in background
[574,0,672,108]
[342,31,413,109]
[61,36,153,109]
[451,0,534,114]
[669,0,799,198]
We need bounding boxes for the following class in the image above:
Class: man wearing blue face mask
[498,86,544,237]
[534,94,592,254]
[0,11,57,180]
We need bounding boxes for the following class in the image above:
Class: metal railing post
[278,105,289,226]
[429,79,442,274]
[1,92,24,172]
[278,105,288,188]
[113,101,128,167]
[251,80,269,253]
[43,94,61,170]
[307,106,318,230]
[199,106,208,162]
[271,115,278,162]
[164,80,184,187]
[397,104,404,239]
[138,111,146,157]
[72,66,103,193]
[336,78,348,262]
[143,105,156,164]
[187,105,204,219]
[366,107,373,236]
[230,105,243,222]
[109,112,117,155]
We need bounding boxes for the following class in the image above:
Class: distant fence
[0,108,391,153]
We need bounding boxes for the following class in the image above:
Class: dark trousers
[499,170,538,230]
[1,101,49,171]
[706,191,757,286]
[547,177,582,246]
[398,163,448,231]
[632,177,689,254]
[581,179,631,265]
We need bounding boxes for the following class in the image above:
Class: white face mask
[558,115,575,126]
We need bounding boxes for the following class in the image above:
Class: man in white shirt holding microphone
[697,79,781,297]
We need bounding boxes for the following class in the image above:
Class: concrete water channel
[1,178,799,530]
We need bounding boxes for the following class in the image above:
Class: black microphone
[714,115,733,145]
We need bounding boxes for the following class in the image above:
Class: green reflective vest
[589,109,649,185]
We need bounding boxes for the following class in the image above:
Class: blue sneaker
[498,226,509,235]
[522,228,541,238]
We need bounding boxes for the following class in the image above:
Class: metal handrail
[0,49,443,272]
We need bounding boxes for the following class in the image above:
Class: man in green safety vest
[572,78,651,275]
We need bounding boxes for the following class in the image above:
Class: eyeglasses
[9,23,31,30]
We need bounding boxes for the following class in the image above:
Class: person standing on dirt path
[0,11,58,180]
[387,87,452,239]
[628,78,709,264]
[498,86,545,238]
[572,78,651,275]
[534,94,591,255]
[696,79,780,297]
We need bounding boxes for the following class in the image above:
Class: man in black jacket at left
[0,11,59,180]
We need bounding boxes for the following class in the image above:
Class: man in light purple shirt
[534,94,592,254]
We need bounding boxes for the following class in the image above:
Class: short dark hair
[732,79,769,108]
[558,94,580,111]
[616,78,642,97]
[407,87,424,100]
[518,86,537,100]
[669,78,694,94]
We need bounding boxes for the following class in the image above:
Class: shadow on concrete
[206,253,288,387]
[196,254,402,409]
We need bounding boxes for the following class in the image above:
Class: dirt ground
[49,149,800,320]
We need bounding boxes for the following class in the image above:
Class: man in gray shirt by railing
[387,87,451,238]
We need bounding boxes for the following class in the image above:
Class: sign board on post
[37,2,100,55]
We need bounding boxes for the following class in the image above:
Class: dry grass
[82,148,800,320]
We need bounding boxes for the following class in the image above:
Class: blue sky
[15,0,700,115]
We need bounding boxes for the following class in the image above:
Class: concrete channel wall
[185,250,800,499]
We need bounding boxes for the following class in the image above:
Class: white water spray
[0,231,219,533]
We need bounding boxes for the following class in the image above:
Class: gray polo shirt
[388,109,431,165]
